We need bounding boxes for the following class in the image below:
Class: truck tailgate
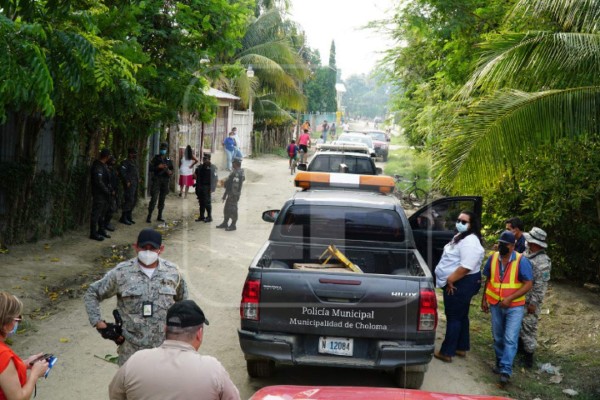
[256,269,424,340]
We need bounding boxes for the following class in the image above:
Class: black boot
[157,210,165,222]
[89,230,104,241]
[216,221,228,229]
[127,211,136,224]
[523,351,534,369]
[119,213,132,225]
[98,229,111,239]
[146,212,152,223]
[225,222,236,231]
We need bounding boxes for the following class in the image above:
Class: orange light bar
[294,172,395,194]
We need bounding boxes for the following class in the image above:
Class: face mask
[498,243,510,256]
[8,322,18,337]
[138,250,159,266]
[455,221,469,233]
[160,149,167,155]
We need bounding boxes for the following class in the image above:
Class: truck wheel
[246,360,275,378]
[394,368,425,389]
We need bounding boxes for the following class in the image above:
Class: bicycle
[393,175,428,208]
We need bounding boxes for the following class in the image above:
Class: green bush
[384,148,433,192]
[482,136,600,283]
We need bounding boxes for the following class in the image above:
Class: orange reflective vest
[485,252,526,307]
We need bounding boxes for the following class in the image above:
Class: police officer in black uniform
[119,148,139,225]
[103,156,119,232]
[90,148,112,241]
[193,154,218,222]
[147,142,174,223]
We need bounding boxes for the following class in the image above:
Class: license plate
[318,336,353,356]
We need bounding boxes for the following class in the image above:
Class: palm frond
[437,87,600,193]
[515,0,600,33]
[460,32,600,97]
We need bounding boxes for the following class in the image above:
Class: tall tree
[435,0,600,192]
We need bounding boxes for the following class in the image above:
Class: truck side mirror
[262,210,280,223]
[297,163,307,171]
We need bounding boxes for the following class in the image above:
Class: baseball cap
[137,228,162,249]
[498,230,516,244]
[167,300,209,327]
[100,148,111,158]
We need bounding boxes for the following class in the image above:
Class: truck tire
[246,360,275,378]
[394,368,425,389]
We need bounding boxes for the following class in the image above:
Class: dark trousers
[223,194,239,224]
[148,177,169,213]
[122,184,137,213]
[440,272,481,356]
[196,186,212,218]
[90,196,108,235]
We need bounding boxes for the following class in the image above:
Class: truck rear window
[308,155,375,174]
[279,205,405,242]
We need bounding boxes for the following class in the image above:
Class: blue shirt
[224,137,236,151]
[482,251,533,282]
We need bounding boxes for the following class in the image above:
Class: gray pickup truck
[238,175,481,388]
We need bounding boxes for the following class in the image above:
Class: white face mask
[8,322,18,337]
[455,221,469,233]
[138,250,159,266]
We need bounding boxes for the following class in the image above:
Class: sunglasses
[456,219,470,225]
[14,315,22,322]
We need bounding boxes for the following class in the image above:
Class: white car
[334,132,376,157]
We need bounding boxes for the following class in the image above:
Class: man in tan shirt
[108,300,240,400]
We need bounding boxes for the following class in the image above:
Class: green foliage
[344,74,391,119]
[383,148,433,192]
[481,137,600,283]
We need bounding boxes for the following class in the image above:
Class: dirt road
[2,154,505,399]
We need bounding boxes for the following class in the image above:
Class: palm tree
[436,0,600,192]
[215,8,308,122]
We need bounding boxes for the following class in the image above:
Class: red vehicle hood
[250,386,513,400]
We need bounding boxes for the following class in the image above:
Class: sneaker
[455,350,467,357]
[499,374,510,384]
[492,365,501,375]
[433,351,452,363]
[204,217,213,223]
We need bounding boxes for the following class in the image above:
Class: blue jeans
[490,304,525,376]
[440,273,481,356]
[224,148,234,170]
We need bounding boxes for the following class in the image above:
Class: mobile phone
[29,353,52,366]
[44,355,57,378]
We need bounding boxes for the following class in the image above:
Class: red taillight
[418,288,438,331]
[240,279,261,321]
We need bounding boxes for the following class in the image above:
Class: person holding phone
[0,292,49,400]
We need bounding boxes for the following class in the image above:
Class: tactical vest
[485,252,526,307]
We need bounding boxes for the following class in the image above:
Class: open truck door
[408,196,483,276]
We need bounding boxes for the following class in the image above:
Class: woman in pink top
[298,129,311,163]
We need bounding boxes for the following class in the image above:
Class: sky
[289,0,395,80]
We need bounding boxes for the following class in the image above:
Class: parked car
[365,130,390,161]
[334,132,376,157]
[298,143,381,175]
[238,171,483,388]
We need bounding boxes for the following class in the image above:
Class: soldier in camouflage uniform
[520,227,551,368]
[90,148,112,241]
[84,228,188,365]
[119,148,139,225]
[216,158,245,231]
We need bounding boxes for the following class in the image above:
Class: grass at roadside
[384,146,433,193]
[443,284,600,400]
